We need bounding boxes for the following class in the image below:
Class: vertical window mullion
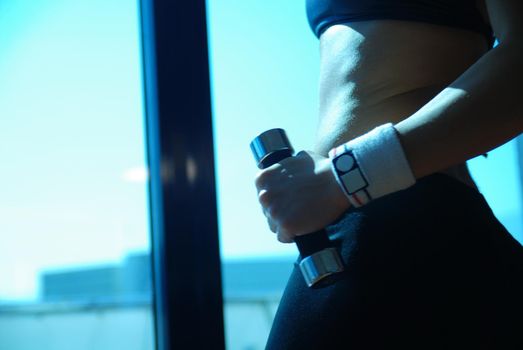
[140,0,225,349]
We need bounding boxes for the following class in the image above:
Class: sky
[0,0,521,301]
[0,0,149,300]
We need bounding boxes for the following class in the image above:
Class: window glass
[0,1,154,349]
[207,1,318,348]
[468,139,523,243]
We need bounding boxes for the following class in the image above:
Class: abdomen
[314,20,488,155]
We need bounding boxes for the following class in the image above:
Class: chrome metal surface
[250,128,294,166]
[299,248,345,287]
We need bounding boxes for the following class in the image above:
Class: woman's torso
[311,4,491,189]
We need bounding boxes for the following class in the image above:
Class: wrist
[318,157,352,213]
[328,123,416,207]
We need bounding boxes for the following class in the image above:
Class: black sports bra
[306,0,494,46]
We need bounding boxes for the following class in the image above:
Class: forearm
[395,41,523,179]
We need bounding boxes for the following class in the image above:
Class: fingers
[266,213,294,244]
[254,163,282,191]
[277,231,294,244]
[258,181,299,242]
[266,214,277,233]
[254,150,320,244]
[257,188,272,209]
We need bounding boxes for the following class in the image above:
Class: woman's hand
[255,150,350,243]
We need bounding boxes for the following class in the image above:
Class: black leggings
[266,174,523,349]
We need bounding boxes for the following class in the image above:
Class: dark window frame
[518,136,523,232]
[140,0,225,349]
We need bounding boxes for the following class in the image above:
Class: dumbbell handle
[250,129,344,288]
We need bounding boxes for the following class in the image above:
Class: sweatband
[328,123,416,207]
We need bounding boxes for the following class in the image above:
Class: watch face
[335,154,354,172]
[334,151,368,194]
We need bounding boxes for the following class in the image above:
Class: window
[0,1,154,349]
[468,139,523,243]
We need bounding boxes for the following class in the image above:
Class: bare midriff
[314,20,490,189]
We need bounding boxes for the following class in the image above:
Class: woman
[255,0,523,348]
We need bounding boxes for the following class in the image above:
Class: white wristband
[329,123,416,207]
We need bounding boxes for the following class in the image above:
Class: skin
[255,0,523,243]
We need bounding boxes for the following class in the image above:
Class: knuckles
[253,161,301,241]
[254,164,285,205]
[278,219,296,237]
[258,191,281,219]
[277,233,293,244]
[254,165,278,189]
[253,150,323,243]
[254,171,267,190]
[257,189,272,208]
